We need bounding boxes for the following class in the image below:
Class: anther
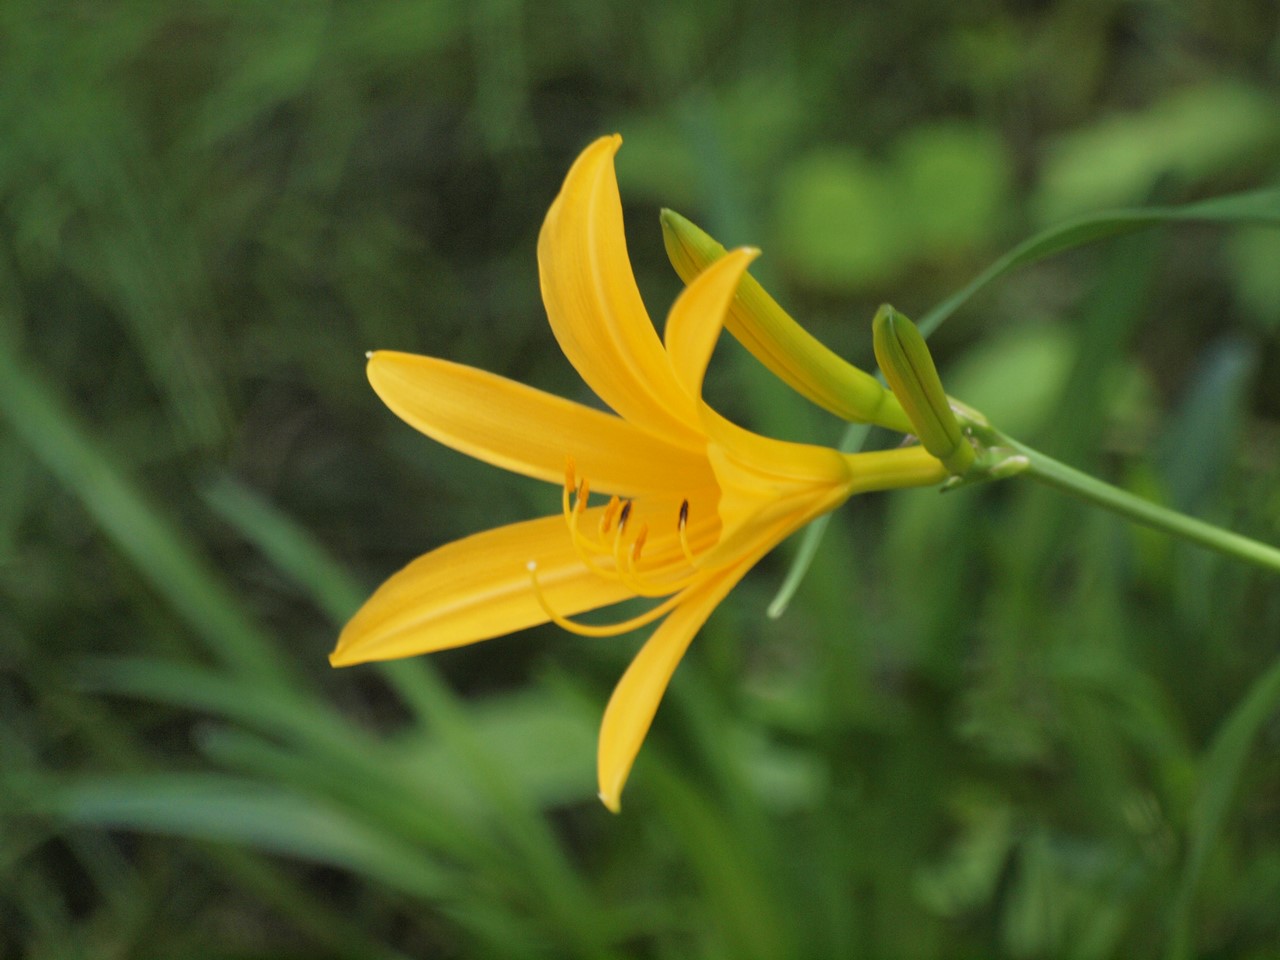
[617,500,632,533]
[599,495,621,535]
[678,499,698,566]
[630,523,649,563]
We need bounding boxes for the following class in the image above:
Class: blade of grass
[211,848,419,960]
[916,187,1280,338]
[38,773,454,900]
[203,476,367,623]
[1166,654,1280,960]
[203,475,626,958]
[0,343,293,688]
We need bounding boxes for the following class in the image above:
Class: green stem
[1006,438,1280,574]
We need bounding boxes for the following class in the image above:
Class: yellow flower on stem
[331,135,947,812]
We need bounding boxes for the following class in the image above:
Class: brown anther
[617,500,632,533]
[678,499,689,529]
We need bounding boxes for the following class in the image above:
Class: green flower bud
[660,209,912,433]
[872,305,975,475]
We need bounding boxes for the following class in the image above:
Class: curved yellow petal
[701,403,855,485]
[596,560,753,813]
[663,246,759,401]
[367,351,715,498]
[538,136,702,447]
[331,511,634,666]
[697,464,847,582]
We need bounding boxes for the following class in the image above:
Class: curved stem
[1005,437,1280,575]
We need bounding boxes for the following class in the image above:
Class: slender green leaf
[0,345,292,687]
[40,774,453,899]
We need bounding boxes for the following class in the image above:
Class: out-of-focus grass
[2,1,1280,958]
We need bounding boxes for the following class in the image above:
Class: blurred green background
[2,1,1279,957]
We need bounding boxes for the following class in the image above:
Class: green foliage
[2,1,1279,959]
[776,126,1012,291]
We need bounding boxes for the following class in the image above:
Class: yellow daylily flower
[331,135,948,812]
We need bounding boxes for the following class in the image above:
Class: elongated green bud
[872,305,975,475]
[660,209,912,433]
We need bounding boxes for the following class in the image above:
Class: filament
[620,521,699,597]
[527,561,689,637]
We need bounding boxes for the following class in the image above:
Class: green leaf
[917,187,1280,339]
[0,346,291,687]
[40,774,453,899]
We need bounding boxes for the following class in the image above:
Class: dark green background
[3,2,1279,957]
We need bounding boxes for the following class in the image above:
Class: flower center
[526,456,705,637]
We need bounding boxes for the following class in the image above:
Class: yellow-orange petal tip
[598,790,621,814]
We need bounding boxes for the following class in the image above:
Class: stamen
[556,462,702,597]
[598,495,621,536]
[562,471,574,520]
[630,523,649,562]
[678,499,698,566]
[567,489,613,566]
[527,560,689,637]
[617,519,701,598]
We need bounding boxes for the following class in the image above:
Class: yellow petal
[538,136,702,446]
[702,446,851,571]
[596,561,752,813]
[367,351,715,499]
[331,511,634,666]
[701,403,854,484]
[663,246,759,400]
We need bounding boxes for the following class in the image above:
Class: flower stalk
[969,424,1280,574]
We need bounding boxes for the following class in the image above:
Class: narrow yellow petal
[538,136,703,446]
[331,512,634,666]
[367,351,715,499]
[596,561,752,813]
[700,403,855,484]
[663,246,760,400]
